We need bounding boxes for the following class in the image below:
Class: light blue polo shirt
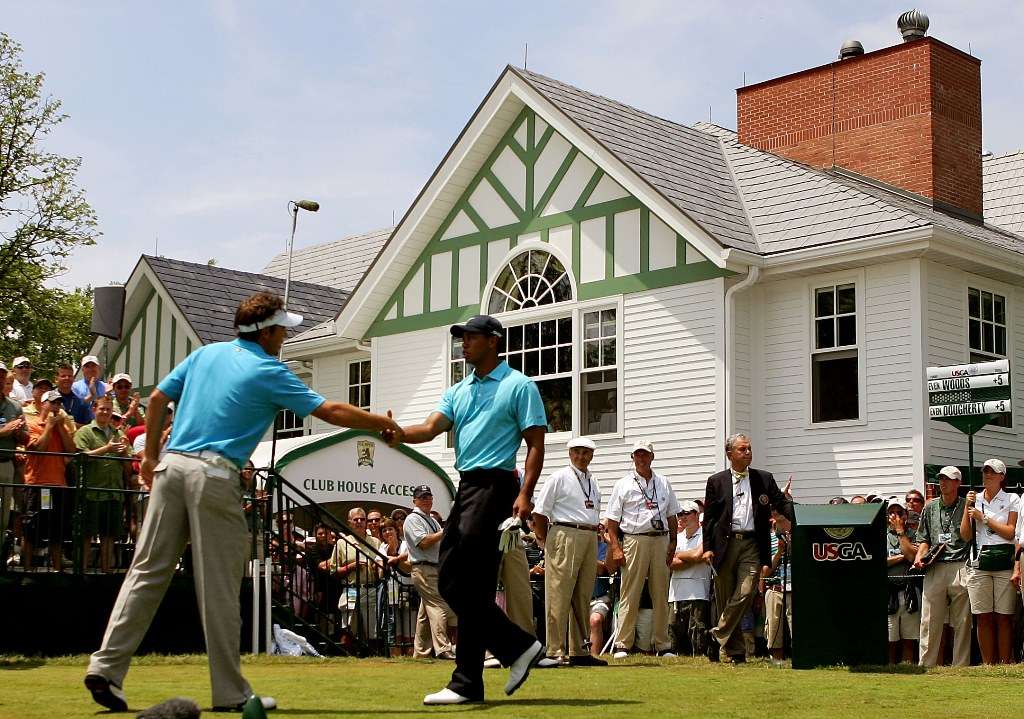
[158,339,325,468]
[437,360,546,472]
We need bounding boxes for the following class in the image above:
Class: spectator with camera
[960,458,1018,664]
[761,508,793,664]
[913,467,970,666]
[885,498,920,664]
[22,383,75,571]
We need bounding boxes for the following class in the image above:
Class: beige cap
[983,458,1007,475]
[12,356,30,367]
[630,439,654,455]
[937,466,962,481]
[110,373,133,385]
[42,389,62,403]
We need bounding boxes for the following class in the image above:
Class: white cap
[937,466,962,481]
[236,308,304,333]
[110,373,133,385]
[679,500,700,514]
[983,458,1007,475]
[886,496,906,511]
[81,355,100,366]
[567,436,596,450]
[42,389,62,403]
[630,439,654,455]
[12,356,30,367]
[0,361,6,372]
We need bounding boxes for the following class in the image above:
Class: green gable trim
[274,428,458,500]
[153,296,162,387]
[169,315,177,368]
[367,106,724,339]
[139,305,147,389]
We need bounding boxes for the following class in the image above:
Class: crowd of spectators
[1,355,164,574]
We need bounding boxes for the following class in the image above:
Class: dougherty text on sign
[928,400,1011,419]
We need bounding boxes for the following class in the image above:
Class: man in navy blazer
[701,433,793,662]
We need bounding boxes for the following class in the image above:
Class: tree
[1,32,99,373]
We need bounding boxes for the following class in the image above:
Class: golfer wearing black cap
[386,314,547,705]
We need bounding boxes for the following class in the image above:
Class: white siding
[311,350,371,434]
[926,260,1024,466]
[757,262,918,503]
[362,280,725,505]
[732,291,752,435]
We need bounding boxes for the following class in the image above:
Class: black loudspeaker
[91,286,126,340]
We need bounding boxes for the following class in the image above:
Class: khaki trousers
[764,588,792,650]
[712,536,759,657]
[919,561,971,667]
[87,453,251,707]
[412,565,455,657]
[499,542,534,635]
[544,525,598,657]
[616,534,671,652]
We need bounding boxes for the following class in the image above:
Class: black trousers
[438,468,535,699]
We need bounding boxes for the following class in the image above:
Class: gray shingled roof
[145,256,348,344]
[263,227,393,291]
[514,68,757,253]
[984,151,1024,236]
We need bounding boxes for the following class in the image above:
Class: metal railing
[254,468,418,657]
[0,447,150,575]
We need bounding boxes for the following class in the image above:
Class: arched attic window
[486,248,573,314]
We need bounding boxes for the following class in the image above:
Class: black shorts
[22,485,72,543]
[85,499,123,539]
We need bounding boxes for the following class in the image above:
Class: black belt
[411,561,438,567]
[552,522,598,531]
[730,531,756,540]
[626,531,668,537]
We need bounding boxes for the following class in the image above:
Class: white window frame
[347,359,372,411]
[805,270,867,428]
[963,274,1015,432]
[276,370,314,439]
[442,243,624,451]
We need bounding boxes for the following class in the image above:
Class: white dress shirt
[731,471,755,532]
[535,465,602,525]
[9,378,32,404]
[603,471,681,534]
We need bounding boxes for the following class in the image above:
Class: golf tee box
[790,503,888,669]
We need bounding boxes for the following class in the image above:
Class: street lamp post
[283,199,320,313]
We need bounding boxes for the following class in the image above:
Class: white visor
[237,308,304,333]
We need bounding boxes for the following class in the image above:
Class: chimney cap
[897,9,929,41]
[839,40,865,60]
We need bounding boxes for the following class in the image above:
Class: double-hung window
[967,287,1011,427]
[348,359,372,411]
[811,283,859,423]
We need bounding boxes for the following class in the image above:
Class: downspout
[723,266,760,444]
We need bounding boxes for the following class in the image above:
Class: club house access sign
[927,359,1011,422]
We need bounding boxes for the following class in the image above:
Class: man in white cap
[73,354,107,421]
[603,439,679,658]
[532,437,606,666]
[84,291,401,713]
[9,357,34,405]
[912,465,970,666]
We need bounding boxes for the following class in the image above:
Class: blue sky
[6,1,1023,291]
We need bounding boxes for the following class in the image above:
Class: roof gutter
[723,266,760,446]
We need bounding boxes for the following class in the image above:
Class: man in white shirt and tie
[533,437,607,666]
[701,433,792,663]
[603,440,680,658]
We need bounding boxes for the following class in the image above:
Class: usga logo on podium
[813,526,873,561]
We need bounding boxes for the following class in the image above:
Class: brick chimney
[737,34,983,218]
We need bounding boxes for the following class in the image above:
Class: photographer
[885,499,920,664]
[960,459,1018,665]
[761,509,792,664]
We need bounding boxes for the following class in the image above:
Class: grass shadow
[848,664,927,675]
[274,699,640,715]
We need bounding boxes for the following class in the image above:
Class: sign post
[926,359,1011,489]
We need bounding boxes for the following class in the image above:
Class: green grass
[3,654,1024,719]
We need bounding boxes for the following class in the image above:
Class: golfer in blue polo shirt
[85,291,400,714]
[388,314,547,705]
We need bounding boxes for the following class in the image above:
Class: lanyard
[938,499,959,535]
[416,509,439,533]
[633,472,658,505]
[571,465,593,502]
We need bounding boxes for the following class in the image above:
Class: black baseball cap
[450,315,503,338]
[413,485,433,499]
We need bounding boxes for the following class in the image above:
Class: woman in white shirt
[960,458,1019,664]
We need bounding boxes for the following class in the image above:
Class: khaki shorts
[966,566,1017,615]
[887,592,921,642]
